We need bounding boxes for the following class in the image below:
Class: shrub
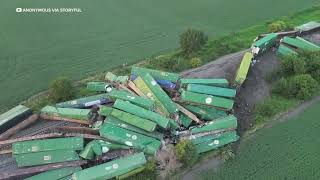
[274,74,319,100]
[288,74,319,100]
[254,96,298,124]
[273,77,290,97]
[175,140,198,167]
[128,159,157,180]
[49,77,75,102]
[145,158,157,172]
[304,52,320,82]
[280,55,306,76]
[190,57,202,68]
[268,20,288,32]
[221,145,235,162]
[180,29,208,55]
[146,55,186,72]
[255,98,278,118]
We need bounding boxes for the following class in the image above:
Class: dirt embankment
[182,50,280,134]
[180,50,280,180]
[181,31,320,180]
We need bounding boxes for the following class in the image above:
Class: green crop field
[0,0,319,112]
[202,102,320,180]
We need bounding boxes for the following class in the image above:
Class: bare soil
[181,31,320,180]
[302,31,320,45]
[180,50,280,180]
[182,50,280,134]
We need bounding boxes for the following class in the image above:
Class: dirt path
[182,50,247,80]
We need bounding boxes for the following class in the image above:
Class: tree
[180,29,208,55]
[288,74,319,100]
[281,55,306,76]
[304,51,320,82]
[49,77,75,102]
[175,140,198,167]
[268,20,288,32]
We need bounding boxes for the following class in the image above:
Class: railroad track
[0,120,72,170]
[0,120,71,150]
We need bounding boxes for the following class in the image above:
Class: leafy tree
[268,20,288,32]
[288,74,319,100]
[180,29,208,55]
[281,55,306,76]
[274,74,318,100]
[175,140,198,167]
[304,51,320,82]
[49,77,75,102]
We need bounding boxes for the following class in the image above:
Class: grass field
[201,101,320,180]
[0,0,319,112]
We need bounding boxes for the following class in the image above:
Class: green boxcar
[191,115,237,134]
[13,137,84,155]
[131,66,180,83]
[295,21,320,32]
[105,72,118,82]
[14,150,79,167]
[133,76,169,115]
[72,152,147,180]
[79,140,128,160]
[25,167,82,180]
[234,52,253,86]
[99,123,161,155]
[56,94,110,108]
[79,140,96,160]
[58,176,73,180]
[252,33,277,55]
[186,84,236,98]
[113,99,170,129]
[195,131,239,153]
[107,89,155,110]
[87,82,112,92]
[282,36,320,51]
[180,90,234,110]
[190,133,225,145]
[105,72,128,84]
[100,106,157,132]
[277,44,298,56]
[106,117,164,140]
[184,105,227,121]
[179,113,193,128]
[168,118,179,130]
[0,105,32,134]
[111,108,157,132]
[141,73,178,114]
[179,78,229,87]
[41,106,91,120]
